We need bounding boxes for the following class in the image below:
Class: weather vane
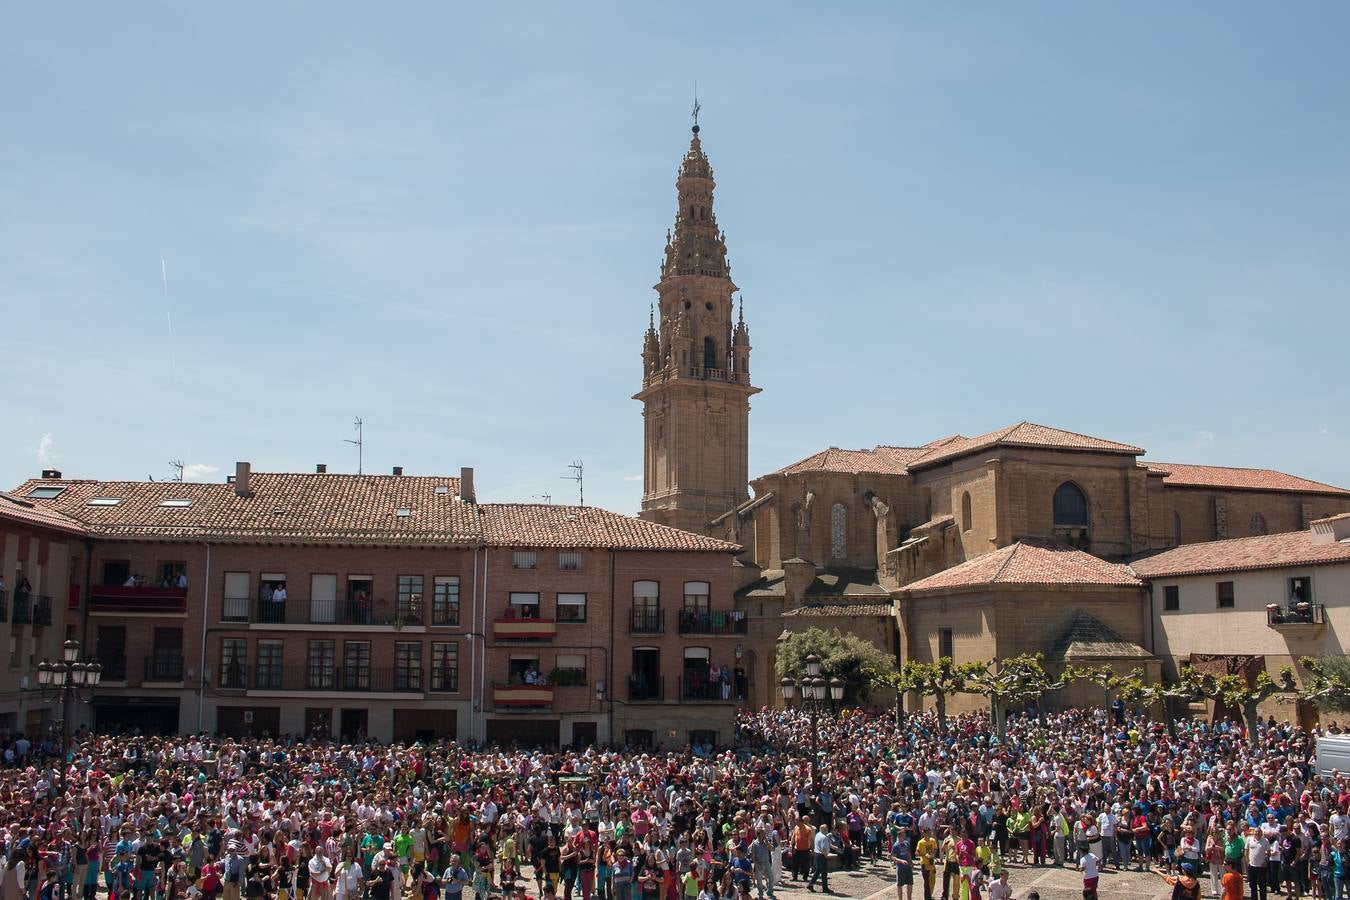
[691,84,700,131]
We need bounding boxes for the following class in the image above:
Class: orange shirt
[1222,871,1244,900]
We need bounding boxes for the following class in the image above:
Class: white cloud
[34,432,54,466]
[622,474,642,482]
[182,463,220,481]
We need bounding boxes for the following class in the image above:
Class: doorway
[572,721,597,748]
[631,647,660,700]
[340,708,369,742]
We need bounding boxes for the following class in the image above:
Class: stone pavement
[766,856,1211,900]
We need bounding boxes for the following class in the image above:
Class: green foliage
[775,627,897,703]
[1297,656,1350,711]
[548,667,587,687]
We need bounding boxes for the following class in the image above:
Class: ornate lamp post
[778,652,846,791]
[36,639,102,811]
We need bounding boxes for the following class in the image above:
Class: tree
[966,653,1066,739]
[890,658,983,734]
[775,627,896,705]
[1211,667,1297,745]
[1292,656,1350,712]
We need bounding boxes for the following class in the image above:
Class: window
[395,508,411,518]
[432,576,460,625]
[1173,512,1182,546]
[158,562,187,588]
[1289,576,1314,605]
[258,573,288,624]
[397,575,424,623]
[159,499,192,508]
[395,642,422,690]
[432,642,459,691]
[1163,585,1180,612]
[222,572,251,621]
[307,640,335,689]
[101,560,130,588]
[555,653,587,680]
[557,593,587,623]
[512,551,537,570]
[310,574,337,624]
[508,655,540,683]
[632,580,661,632]
[1053,483,1089,527]
[703,336,717,369]
[257,640,283,689]
[25,486,65,499]
[343,641,371,690]
[683,581,710,613]
[86,497,122,507]
[938,628,954,660]
[509,592,541,618]
[1250,513,1268,535]
[830,503,847,559]
[220,639,247,688]
[1216,581,1235,609]
[961,492,972,532]
[558,551,582,571]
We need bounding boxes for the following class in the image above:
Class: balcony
[628,674,664,702]
[1267,603,1327,635]
[630,608,665,634]
[493,616,557,642]
[493,682,555,709]
[677,609,748,636]
[681,675,735,703]
[90,585,188,615]
[12,592,33,624]
[228,597,426,627]
[33,596,52,626]
[144,654,185,683]
[241,665,425,693]
[98,654,128,682]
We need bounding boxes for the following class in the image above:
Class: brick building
[4,464,744,747]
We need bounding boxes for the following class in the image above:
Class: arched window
[1052,482,1089,528]
[1173,512,1182,546]
[703,336,717,369]
[830,502,847,559]
[1250,513,1267,535]
[961,492,973,532]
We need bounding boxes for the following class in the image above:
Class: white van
[1317,735,1350,777]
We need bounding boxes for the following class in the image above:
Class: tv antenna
[561,460,584,506]
[344,417,364,474]
[532,492,552,504]
[168,460,185,482]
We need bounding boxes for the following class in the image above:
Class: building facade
[5,464,744,747]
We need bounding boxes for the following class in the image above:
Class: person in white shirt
[987,871,1013,900]
[1078,849,1100,895]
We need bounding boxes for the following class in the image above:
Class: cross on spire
[691,84,701,133]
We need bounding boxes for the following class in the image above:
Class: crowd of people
[0,702,1341,900]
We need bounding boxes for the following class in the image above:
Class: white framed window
[557,593,587,623]
[509,592,541,617]
[683,581,710,613]
[512,551,537,570]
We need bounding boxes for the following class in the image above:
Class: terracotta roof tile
[8,474,739,552]
[1130,530,1350,579]
[782,602,893,618]
[1047,611,1152,660]
[0,492,88,537]
[1142,462,1349,496]
[775,447,919,477]
[901,539,1142,593]
[1313,512,1350,526]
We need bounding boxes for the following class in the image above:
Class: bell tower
[636,116,759,534]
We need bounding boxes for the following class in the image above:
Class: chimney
[316,464,327,474]
[459,466,476,503]
[392,466,404,477]
[234,461,252,497]
[40,469,62,480]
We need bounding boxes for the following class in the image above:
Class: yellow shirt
[916,837,938,872]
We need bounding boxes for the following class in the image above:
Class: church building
[636,120,1350,714]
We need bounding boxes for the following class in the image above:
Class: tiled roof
[7,474,739,552]
[0,492,88,537]
[901,539,1142,593]
[1047,611,1152,660]
[782,601,894,618]
[906,422,1143,470]
[1142,462,1350,496]
[1314,512,1350,526]
[804,568,890,598]
[772,422,1141,478]
[1130,530,1350,579]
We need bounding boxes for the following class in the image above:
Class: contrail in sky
[162,258,177,378]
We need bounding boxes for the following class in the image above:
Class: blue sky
[3,3,1348,512]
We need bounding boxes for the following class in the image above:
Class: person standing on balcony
[272,583,288,607]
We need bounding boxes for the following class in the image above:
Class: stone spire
[661,126,730,280]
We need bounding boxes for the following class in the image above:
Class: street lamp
[36,639,102,813]
[779,653,851,792]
